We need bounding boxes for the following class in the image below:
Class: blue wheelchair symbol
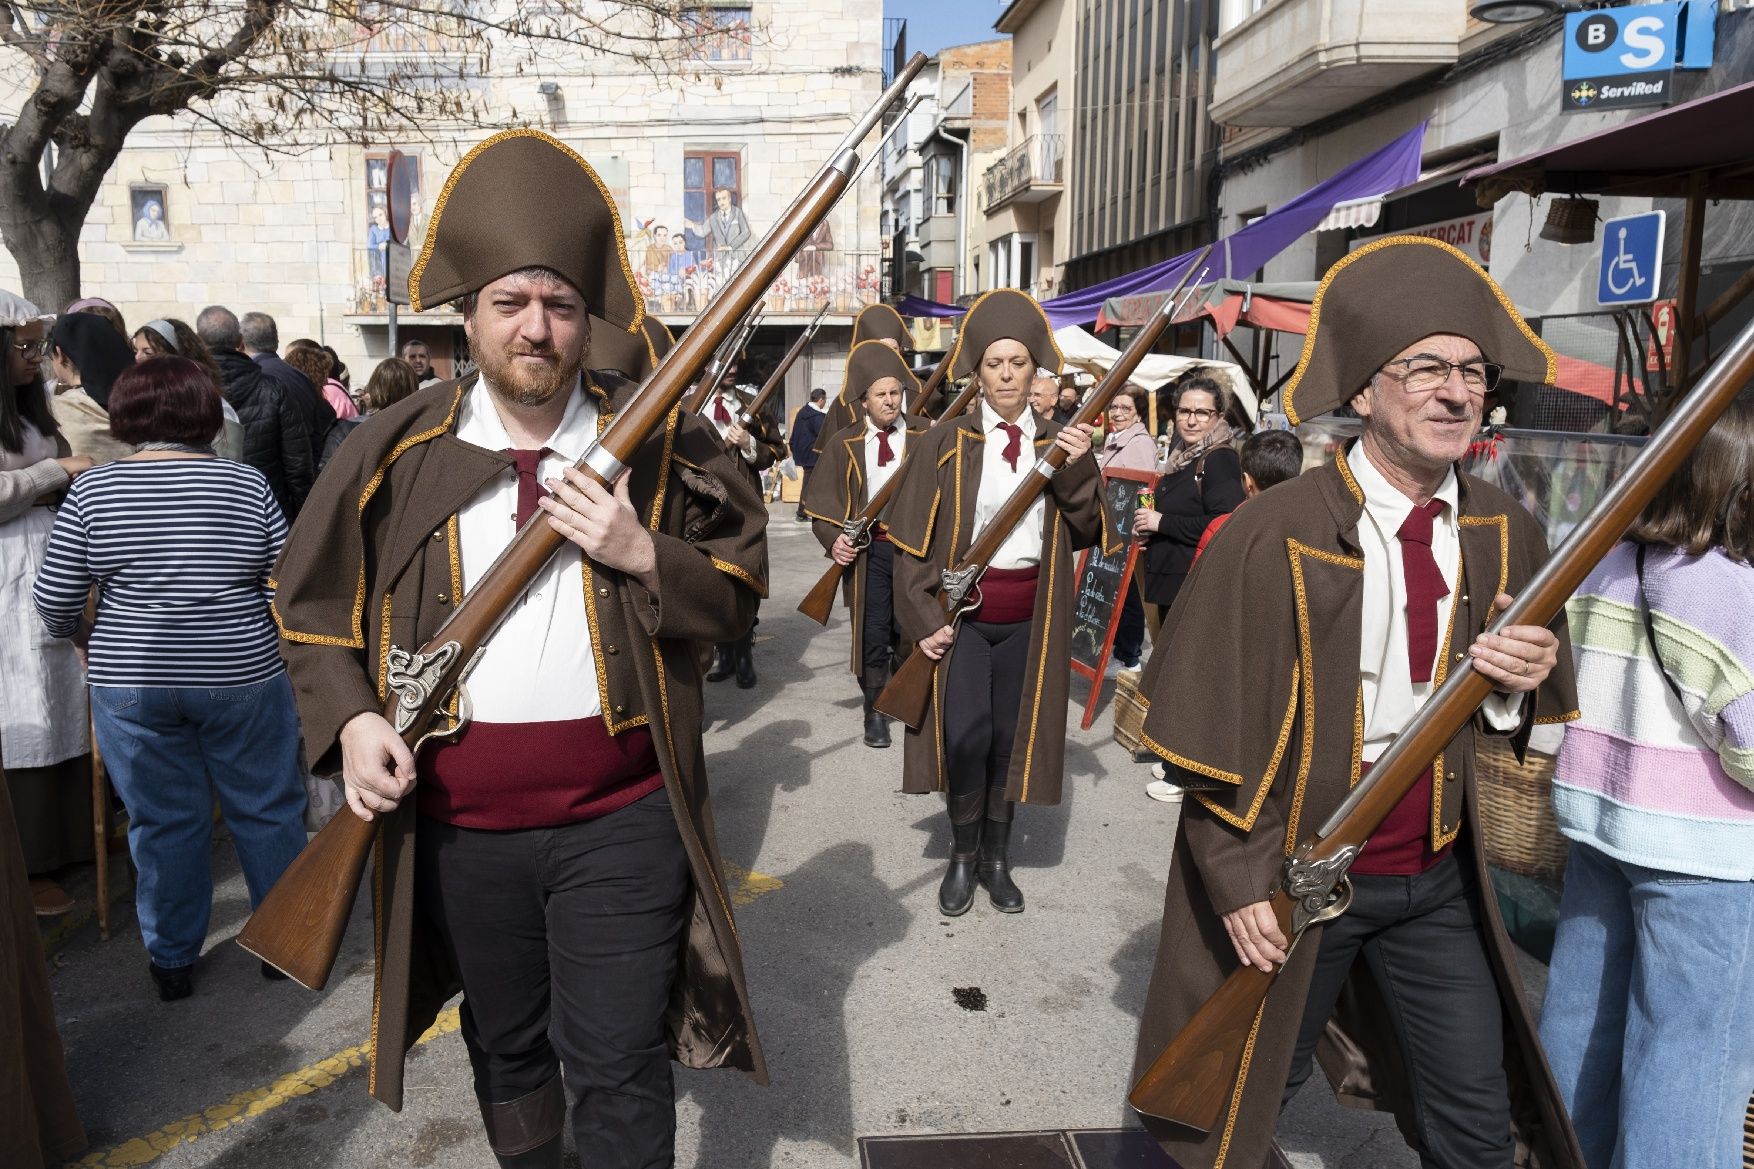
[1597,211,1664,306]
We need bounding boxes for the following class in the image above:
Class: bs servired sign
[1561,0,1716,114]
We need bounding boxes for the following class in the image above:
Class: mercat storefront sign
[1561,0,1716,114]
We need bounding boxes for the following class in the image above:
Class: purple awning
[1039,121,1428,329]
[893,294,967,319]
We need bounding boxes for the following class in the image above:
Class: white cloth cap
[0,290,48,329]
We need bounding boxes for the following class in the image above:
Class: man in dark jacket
[198,305,314,518]
[242,311,334,468]
[787,387,828,521]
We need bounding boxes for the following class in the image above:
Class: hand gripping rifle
[737,300,830,430]
[686,301,767,414]
[235,51,931,991]
[872,250,1213,729]
[1129,309,1754,1133]
[795,365,984,626]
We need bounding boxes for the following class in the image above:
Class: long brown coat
[1131,449,1583,1169]
[799,413,932,684]
[270,372,770,1110]
[883,411,1110,805]
[706,385,785,491]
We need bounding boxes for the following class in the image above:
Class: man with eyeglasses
[1130,237,1585,1169]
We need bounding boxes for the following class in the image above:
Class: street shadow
[706,716,819,873]
[1107,921,1162,1022]
[678,840,910,1167]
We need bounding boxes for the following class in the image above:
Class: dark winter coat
[213,348,314,518]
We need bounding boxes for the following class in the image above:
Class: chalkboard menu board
[1069,467,1154,729]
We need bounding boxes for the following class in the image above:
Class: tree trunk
[0,164,82,313]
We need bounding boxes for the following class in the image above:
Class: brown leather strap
[480,1074,565,1156]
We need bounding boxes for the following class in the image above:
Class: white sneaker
[1145,777,1183,803]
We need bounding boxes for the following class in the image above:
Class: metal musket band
[582,442,626,483]
[1031,455,1059,479]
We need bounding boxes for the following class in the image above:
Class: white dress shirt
[973,400,1046,570]
[705,385,759,461]
[453,378,602,722]
[1351,442,1521,762]
[862,417,907,496]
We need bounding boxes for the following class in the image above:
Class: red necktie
[1397,499,1450,684]
[876,423,896,467]
[507,448,551,526]
[713,395,733,425]
[998,422,1023,471]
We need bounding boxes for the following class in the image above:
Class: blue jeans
[1539,840,1754,1169]
[91,675,309,969]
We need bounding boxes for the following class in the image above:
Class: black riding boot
[938,792,983,916]
[734,630,757,689]
[480,1076,564,1169]
[862,675,891,748]
[977,797,1024,913]
[705,644,734,683]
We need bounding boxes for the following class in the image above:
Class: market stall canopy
[1465,78,1754,203]
[892,294,967,319]
[1052,324,1255,418]
[1039,121,1426,328]
[1095,279,1317,334]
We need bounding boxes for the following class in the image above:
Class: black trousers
[1114,576,1145,666]
[414,790,692,1168]
[1281,849,1514,1169]
[860,539,897,686]
[941,618,1030,823]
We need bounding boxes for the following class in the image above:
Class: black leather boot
[481,1076,565,1169]
[862,682,891,748]
[705,644,733,682]
[938,794,984,916]
[977,805,1024,913]
[734,631,757,689]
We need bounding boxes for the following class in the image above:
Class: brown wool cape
[269,371,771,1110]
[1130,447,1584,1169]
[881,409,1112,804]
[800,411,933,684]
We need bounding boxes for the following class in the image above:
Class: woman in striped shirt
[33,356,308,1002]
[1541,398,1754,1169]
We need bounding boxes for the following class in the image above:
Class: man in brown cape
[813,302,911,455]
[800,340,933,748]
[1131,236,1584,1169]
[883,289,1109,914]
[270,130,767,1169]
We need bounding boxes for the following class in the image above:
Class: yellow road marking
[77,1007,462,1167]
[78,866,781,1166]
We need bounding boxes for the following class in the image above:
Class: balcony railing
[981,134,1065,213]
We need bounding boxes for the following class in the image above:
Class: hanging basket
[1476,736,1569,879]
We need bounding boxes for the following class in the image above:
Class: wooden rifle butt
[235,806,377,990]
[798,561,846,625]
[874,645,936,729]
[1127,957,1279,1132]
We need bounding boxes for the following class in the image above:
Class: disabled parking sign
[1597,211,1665,307]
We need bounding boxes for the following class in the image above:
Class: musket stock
[237,52,931,991]
[907,357,949,416]
[874,253,1211,728]
[797,560,848,625]
[1129,289,1754,1133]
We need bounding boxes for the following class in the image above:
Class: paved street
[48,506,1427,1169]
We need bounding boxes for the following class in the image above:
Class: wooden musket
[686,301,766,414]
[872,252,1212,728]
[235,51,931,991]
[907,355,949,416]
[1129,307,1754,1134]
[737,300,830,429]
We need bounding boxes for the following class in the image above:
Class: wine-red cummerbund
[975,565,1040,625]
[1349,760,1453,876]
[418,717,663,830]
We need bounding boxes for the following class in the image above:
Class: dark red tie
[998,422,1023,471]
[876,423,896,467]
[1397,499,1449,683]
[713,395,733,425]
[508,448,550,526]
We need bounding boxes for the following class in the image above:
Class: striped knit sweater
[1556,540,1754,880]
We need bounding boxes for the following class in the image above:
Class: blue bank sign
[1562,1,1716,113]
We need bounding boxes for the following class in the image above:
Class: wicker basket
[1476,736,1570,880]
[1113,668,1147,755]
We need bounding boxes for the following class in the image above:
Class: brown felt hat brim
[842,339,922,401]
[852,303,909,349]
[410,130,645,351]
[949,288,1062,381]
[1282,235,1556,425]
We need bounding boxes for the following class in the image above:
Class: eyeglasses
[9,340,45,359]
[1175,407,1218,421]
[1378,355,1503,396]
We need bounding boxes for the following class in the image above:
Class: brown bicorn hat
[842,339,922,402]
[852,303,909,349]
[1281,235,1556,425]
[410,130,645,351]
[949,288,1063,381]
